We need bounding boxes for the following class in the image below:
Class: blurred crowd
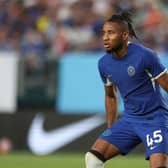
[0,0,168,60]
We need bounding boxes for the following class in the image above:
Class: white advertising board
[0,52,18,113]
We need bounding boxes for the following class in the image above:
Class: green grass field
[0,152,148,168]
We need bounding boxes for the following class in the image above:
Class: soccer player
[85,12,168,168]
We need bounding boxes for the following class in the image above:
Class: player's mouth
[104,43,111,49]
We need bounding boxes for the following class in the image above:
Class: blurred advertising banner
[0,111,145,155]
[57,52,104,114]
[0,111,106,154]
[0,52,18,113]
[27,113,105,155]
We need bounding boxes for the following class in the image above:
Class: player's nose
[103,33,109,41]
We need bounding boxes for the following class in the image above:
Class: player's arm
[156,71,168,93]
[105,84,118,128]
[143,49,168,93]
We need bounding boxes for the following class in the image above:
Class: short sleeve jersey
[98,43,168,122]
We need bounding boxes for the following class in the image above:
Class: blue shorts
[99,117,168,159]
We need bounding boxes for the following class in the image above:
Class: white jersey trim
[105,77,113,86]
[154,69,168,80]
[145,69,156,91]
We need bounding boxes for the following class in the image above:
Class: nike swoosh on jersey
[28,113,105,155]
[150,146,158,150]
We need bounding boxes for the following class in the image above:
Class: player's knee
[85,150,106,168]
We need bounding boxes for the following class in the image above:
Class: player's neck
[112,42,128,58]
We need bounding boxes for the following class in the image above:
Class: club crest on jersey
[127,66,135,76]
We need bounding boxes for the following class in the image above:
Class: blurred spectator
[143,1,163,30]
[20,28,47,72]
[0,25,15,51]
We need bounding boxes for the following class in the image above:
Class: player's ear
[122,31,129,41]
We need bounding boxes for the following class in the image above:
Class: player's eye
[108,30,115,34]
[101,30,105,36]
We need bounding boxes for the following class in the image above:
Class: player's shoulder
[130,42,156,55]
[98,53,109,66]
[130,43,158,63]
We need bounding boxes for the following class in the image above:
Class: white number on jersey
[146,130,163,148]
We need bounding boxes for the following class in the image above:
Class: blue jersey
[98,43,168,124]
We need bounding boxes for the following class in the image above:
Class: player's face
[102,22,125,53]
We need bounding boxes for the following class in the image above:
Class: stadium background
[0,0,168,167]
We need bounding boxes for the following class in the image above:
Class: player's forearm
[164,83,168,93]
[157,72,168,93]
[163,73,168,93]
[105,96,118,128]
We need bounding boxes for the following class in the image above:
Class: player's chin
[105,47,112,53]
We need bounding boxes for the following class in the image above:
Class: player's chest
[105,59,144,85]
